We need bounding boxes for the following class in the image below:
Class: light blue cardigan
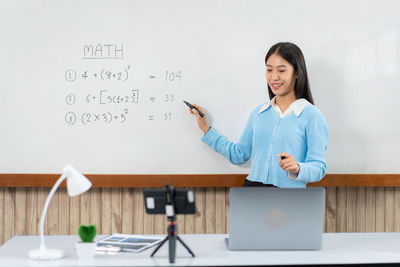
[201,102,328,188]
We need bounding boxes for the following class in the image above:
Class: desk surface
[1,233,400,266]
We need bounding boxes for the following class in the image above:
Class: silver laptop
[227,187,325,250]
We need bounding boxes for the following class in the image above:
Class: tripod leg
[151,236,168,257]
[176,236,195,257]
[168,234,176,263]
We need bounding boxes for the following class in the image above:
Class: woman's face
[266,53,297,97]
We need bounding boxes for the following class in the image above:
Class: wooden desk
[1,233,400,266]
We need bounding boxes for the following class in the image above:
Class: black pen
[183,100,205,117]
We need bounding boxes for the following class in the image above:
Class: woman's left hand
[277,153,300,174]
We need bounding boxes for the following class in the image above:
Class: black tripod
[150,185,195,263]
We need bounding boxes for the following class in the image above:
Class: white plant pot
[76,242,96,259]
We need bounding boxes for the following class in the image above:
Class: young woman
[189,42,328,188]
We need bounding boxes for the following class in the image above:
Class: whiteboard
[0,0,399,174]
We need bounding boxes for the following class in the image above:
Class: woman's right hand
[188,104,210,134]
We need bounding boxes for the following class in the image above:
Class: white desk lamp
[29,165,92,260]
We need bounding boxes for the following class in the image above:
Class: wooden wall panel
[395,188,400,232]
[121,188,133,234]
[336,187,347,232]
[2,187,400,246]
[366,187,376,232]
[26,188,38,235]
[37,188,48,235]
[355,187,366,232]
[385,187,395,232]
[4,188,15,243]
[69,192,80,235]
[375,187,385,232]
[47,190,59,235]
[111,188,122,234]
[325,187,336,232]
[215,188,226,234]
[225,188,230,233]
[346,187,357,232]
[58,188,69,235]
[184,213,194,235]
[153,214,165,234]
[205,188,216,234]
[194,188,206,234]
[385,189,393,232]
[0,188,4,245]
[100,188,112,235]
[14,188,26,236]
[90,188,101,234]
[80,190,91,225]
[176,215,185,235]
[133,188,144,234]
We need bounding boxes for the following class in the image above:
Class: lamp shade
[63,165,92,197]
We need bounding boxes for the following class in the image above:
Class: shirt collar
[258,97,310,117]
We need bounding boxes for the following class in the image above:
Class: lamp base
[29,248,65,260]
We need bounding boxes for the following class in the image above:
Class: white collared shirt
[258,97,310,118]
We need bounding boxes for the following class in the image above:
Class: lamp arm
[39,174,66,251]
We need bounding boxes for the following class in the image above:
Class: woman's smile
[271,83,283,90]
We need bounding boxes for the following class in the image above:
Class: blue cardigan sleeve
[295,108,329,183]
[201,113,253,165]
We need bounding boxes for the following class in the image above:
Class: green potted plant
[76,224,97,259]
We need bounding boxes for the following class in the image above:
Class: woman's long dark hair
[265,42,314,104]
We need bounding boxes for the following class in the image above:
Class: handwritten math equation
[85,90,139,105]
[63,43,183,126]
[65,109,129,125]
[65,66,131,82]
